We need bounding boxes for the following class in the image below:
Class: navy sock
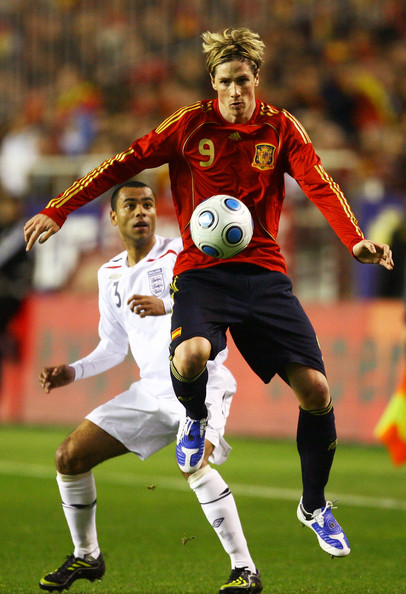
[296,400,337,513]
[170,360,208,420]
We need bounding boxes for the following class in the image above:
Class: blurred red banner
[0,295,403,444]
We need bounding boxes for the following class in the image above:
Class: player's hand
[353,239,394,270]
[127,294,165,317]
[39,365,75,393]
[24,214,61,252]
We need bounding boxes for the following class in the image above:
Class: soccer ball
[190,195,253,258]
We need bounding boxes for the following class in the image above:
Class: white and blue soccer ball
[190,195,253,259]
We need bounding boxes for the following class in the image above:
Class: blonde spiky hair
[201,28,265,77]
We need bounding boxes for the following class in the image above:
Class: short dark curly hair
[110,181,155,211]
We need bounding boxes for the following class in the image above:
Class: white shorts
[86,364,235,465]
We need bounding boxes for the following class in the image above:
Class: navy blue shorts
[169,265,325,384]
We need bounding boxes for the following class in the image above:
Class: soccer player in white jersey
[38,181,262,594]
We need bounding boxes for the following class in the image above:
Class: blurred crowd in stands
[0,0,405,298]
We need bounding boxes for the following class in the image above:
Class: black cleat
[39,553,105,591]
[219,567,263,593]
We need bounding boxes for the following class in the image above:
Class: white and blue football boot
[176,416,207,473]
[297,498,351,558]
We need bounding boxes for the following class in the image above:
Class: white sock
[56,471,100,560]
[188,466,256,571]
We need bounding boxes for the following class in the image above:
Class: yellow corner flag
[375,373,406,466]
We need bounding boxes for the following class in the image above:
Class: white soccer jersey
[72,235,182,398]
[72,234,235,462]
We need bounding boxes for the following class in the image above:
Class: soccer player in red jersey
[25,28,393,586]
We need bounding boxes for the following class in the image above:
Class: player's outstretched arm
[39,364,75,393]
[353,239,394,270]
[127,294,166,317]
[24,214,61,252]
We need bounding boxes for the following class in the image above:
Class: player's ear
[254,71,260,87]
[210,74,217,91]
[110,209,118,226]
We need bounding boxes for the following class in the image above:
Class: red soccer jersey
[42,98,364,276]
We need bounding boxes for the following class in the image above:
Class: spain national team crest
[148,268,165,297]
[252,143,276,171]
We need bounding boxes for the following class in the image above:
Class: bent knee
[299,378,330,410]
[55,437,87,475]
[287,366,330,410]
[173,337,211,377]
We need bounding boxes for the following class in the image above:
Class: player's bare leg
[286,363,350,558]
[56,419,129,474]
[39,421,128,592]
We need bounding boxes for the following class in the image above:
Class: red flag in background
[375,370,406,466]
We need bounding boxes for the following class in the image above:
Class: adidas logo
[228,132,241,141]
[328,438,337,451]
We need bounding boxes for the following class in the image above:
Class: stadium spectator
[378,211,406,298]
[24,27,394,572]
[0,191,33,386]
[0,113,44,197]
[37,181,262,594]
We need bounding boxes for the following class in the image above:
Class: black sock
[170,360,208,420]
[296,400,337,513]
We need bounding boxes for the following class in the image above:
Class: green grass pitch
[0,425,405,593]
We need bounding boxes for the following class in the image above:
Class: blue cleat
[297,498,351,558]
[176,416,207,473]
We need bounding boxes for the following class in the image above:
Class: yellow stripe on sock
[300,399,333,415]
[170,360,207,383]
